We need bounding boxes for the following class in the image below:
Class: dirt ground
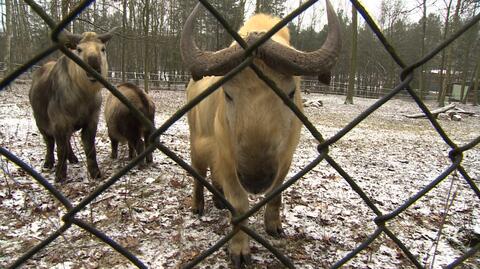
[0,82,479,268]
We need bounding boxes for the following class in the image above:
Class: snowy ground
[0,82,479,269]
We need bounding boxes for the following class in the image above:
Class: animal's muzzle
[86,56,102,81]
[237,168,276,194]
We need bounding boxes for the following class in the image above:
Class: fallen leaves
[1,85,479,268]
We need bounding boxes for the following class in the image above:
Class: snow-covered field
[0,83,479,268]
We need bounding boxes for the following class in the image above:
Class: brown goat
[104,82,155,164]
[29,30,115,182]
[181,1,341,267]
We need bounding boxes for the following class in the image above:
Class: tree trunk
[405,103,456,118]
[419,0,427,100]
[345,4,357,105]
[4,0,13,75]
[61,0,71,31]
[438,0,461,107]
[437,0,453,103]
[294,0,304,48]
[473,59,480,106]
[143,0,150,92]
[459,44,471,104]
[18,0,33,62]
[122,0,127,82]
[460,18,479,104]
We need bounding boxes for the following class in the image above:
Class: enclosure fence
[0,63,436,100]
[1,0,479,268]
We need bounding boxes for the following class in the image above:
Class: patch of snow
[1,84,479,268]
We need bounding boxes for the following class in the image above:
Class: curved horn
[98,26,120,43]
[181,3,247,81]
[257,0,342,84]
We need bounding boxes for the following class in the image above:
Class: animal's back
[105,83,154,142]
[116,82,154,116]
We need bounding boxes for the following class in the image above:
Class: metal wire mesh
[0,0,479,268]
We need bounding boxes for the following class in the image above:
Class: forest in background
[0,0,479,105]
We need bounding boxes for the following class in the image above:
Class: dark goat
[29,30,115,182]
[104,82,155,164]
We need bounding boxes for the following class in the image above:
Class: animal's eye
[76,48,82,53]
[288,90,295,99]
[224,91,233,102]
[101,47,106,53]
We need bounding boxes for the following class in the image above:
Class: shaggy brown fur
[29,31,113,182]
[104,83,155,165]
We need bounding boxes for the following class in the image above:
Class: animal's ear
[98,27,120,43]
[318,71,331,85]
[62,32,83,49]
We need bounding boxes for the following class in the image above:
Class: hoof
[213,196,227,209]
[230,250,252,269]
[89,167,102,179]
[192,204,204,216]
[146,154,153,163]
[266,226,285,238]
[43,161,54,169]
[54,173,66,183]
[68,155,79,164]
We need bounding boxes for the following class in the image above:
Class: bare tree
[61,0,73,32]
[142,0,150,92]
[4,0,12,74]
[438,0,461,107]
[345,3,357,105]
[473,56,480,106]
[419,0,427,100]
[379,0,405,89]
[121,0,127,82]
[437,0,454,104]
[294,0,305,48]
[460,3,479,104]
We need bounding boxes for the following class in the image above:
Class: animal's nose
[237,168,276,194]
[87,56,101,73]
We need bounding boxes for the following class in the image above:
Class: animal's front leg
[81,125,101,179]
[42,133,55,169]
[265,168,289,237]
[134,138,146,166]
[143,129,153,163]
[222,170,251,268]
[264,192,284,237]
[190,146,207,215]
[54,133,70,182]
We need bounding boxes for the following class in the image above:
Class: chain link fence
[0,0,479,268]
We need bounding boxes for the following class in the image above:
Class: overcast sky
[239,0,428,31]
[0,0,450,33]
[273,0,443,30]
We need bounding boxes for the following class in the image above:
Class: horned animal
[29,29,116,182]
[181,0,341,267]
[104,82,155,164]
